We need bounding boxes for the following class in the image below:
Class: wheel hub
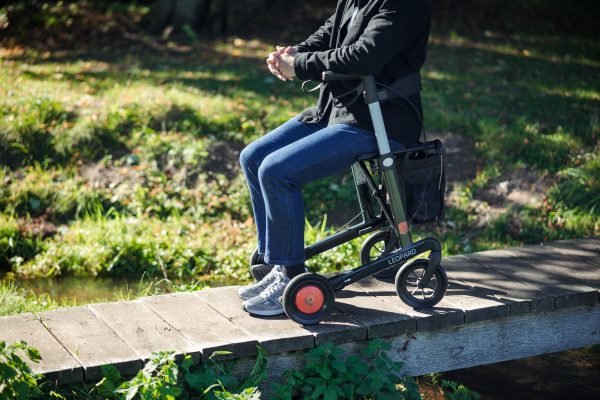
[295,285,325,314]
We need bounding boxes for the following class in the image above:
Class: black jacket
[293,0,430,144]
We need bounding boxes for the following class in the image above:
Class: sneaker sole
[243,304,285,317]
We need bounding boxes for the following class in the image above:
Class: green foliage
[0,0,597,306]
[54,105,142,162]
[441,380,481,400]
[1,166,107,222]
[0,340,42,400]
[16,215,213,278]
[548,151,600,233]
[94,349,266,400]
[117,352,183,400]
[0,214,44,270]
[304,217,362,274]
[0,97,72,167]
[0,280,60,317]
[182,349,266,399]
[271,339,422,400]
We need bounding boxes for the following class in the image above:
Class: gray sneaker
[238,264,282,300]
[243,271,290,316]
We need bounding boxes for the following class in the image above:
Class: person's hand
[276,46,297,80]
[266,48,286,80]
[266,46,297,81]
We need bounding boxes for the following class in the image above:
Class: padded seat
[355,141,430,162]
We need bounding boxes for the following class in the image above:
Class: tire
[283,273,335,325]
[249,247,260,266]
[395,259,448,308]
[249,247,273,281]
[360,230,400,279]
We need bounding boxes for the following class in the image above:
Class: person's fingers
[267,53,281,64]
[267,63,280,76]
[267,63,286,81]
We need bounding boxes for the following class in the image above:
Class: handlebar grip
[322,71,362,82]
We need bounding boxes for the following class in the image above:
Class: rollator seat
[355,140,441,162]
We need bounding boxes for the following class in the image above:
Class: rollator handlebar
[321,71,363,82]
[321,72,379,104]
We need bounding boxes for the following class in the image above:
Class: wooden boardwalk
[1,238,599,387]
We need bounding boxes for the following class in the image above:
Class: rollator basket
[400,139,446,224]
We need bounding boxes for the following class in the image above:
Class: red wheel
[283,273,335,325]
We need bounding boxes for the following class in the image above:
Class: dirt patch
[428,131,555,228]
[80,140,244,189]
[475,168,553,208]
[80,162,146,190]
[18,215,57,239]
[204,140,244,180]
[427,131,478,186]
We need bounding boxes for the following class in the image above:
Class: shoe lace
[261,275,287,299]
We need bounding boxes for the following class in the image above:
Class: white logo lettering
[387,248,417,265]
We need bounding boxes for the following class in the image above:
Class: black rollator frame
[275,72,447,325]
[313,73,441,290]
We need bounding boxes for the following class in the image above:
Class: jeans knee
[239,144,257,174]
[258,153,295,188]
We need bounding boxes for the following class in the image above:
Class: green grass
[0,280,61,316]
[0,1,598,299]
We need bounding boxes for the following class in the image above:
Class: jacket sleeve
[293,12,335,53]
[294,0,426,81]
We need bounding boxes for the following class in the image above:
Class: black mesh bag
[400,140,446,224]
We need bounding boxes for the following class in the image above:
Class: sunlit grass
[0,8,598,289]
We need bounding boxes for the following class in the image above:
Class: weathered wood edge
[234,304,600,398]
[0,313,83,385]
[35,307,143,381]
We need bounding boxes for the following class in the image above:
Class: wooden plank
[244,304,600,398]
[385,305,600,376]
[465,249,598,309]
[352,277,465,331]
[37,307,141,381]
[300,308,366,346]
[195,283,367,347]
[141,293,258,361]
[89,300,198,362]
[0,313,82,384]
[334,285,417,338]
[540,239,600,267]
[194,287,315,354]
[442,255,555,315]
[574,238,600,251]
[506,245,600,287]
[438,279,511,323]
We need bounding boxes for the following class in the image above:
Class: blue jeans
[239,117,403,265]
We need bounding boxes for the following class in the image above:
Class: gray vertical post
[361,76,412,247]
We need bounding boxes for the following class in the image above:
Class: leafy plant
[94,349,265,400]
[0,340,42,399]
[118,351,183,400]
[441,380,481,400]
[182,349,265,399]
[271,339,422,400]
[0,280,61,317]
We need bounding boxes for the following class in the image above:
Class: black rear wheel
[360,230,400,279]
[395,259,447,308]
[249,247,273,281]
